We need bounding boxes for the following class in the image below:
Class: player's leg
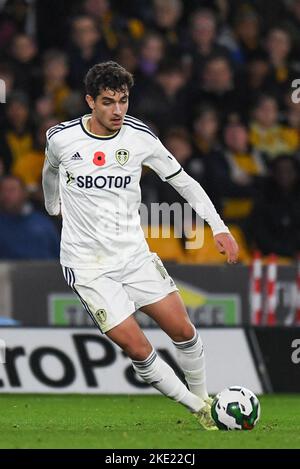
[140,291,210,403]
[62,265,204,414]
[123,253,211,403]
[140,292,217,430]
[106,314,204,413]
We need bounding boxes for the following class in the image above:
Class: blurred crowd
[1,0,300,261]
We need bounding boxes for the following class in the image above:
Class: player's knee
[123,342,153,361]
[171,322,195,343]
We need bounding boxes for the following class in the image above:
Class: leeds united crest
[115,149,129,166]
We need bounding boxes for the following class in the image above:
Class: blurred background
[0,0,300,333]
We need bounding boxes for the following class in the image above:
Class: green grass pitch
[0,394,299,449]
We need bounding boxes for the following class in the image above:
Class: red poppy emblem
[93,151,106,166]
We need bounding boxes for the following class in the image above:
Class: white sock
[173,327,209,401]
[132,349,203,413]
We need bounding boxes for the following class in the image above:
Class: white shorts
[62,252,178,333]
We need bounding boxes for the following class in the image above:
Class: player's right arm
[42,132,60,216]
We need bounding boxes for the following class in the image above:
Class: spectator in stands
[245,53,270,91]
[223,120,266,193]
[115,43,139,75]
[0,91,34,174]
[0,0,33,50]
[150,0,185,56]
[191,106,225,209]
[12,118,57,195]
[83,0,119,50]
[9,34,40,100]
[134,60,188,134]
[114,43,148,107]
[265,27,294,94]
[0,176,60,260]
[34,95,57,123]
[35,0,82,51]
[221,120,266,221]
[84,0,145,49]
[192,105,220,155]
[187,9,230,82]
[220,7,263,65]
[236,52,271,119]
[249,94,299,160]
[284,0,300,63]
[138,32,165,79]
[249,155,300,257]
[191,55,241,123]
[68,15,110,89]
[38,50,71,120]
[284,0,300,45]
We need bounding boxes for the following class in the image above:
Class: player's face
[88,88,129,133]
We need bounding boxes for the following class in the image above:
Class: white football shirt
[45,114,183,268]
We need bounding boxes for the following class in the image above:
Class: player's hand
[45,202,61,216]
[214,232,239,264]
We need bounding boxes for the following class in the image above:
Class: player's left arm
[143,139,239,263]
[168,170,239,263]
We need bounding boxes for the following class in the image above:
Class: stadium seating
[222,198,254,220]
[183,224,251,264]
[142,225,186,262]
[143,224,251,264]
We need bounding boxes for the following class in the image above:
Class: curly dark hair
[84,61,134,99]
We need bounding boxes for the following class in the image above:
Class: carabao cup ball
[211,386,261,430]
